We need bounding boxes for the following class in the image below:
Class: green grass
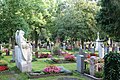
[0,51,88,80]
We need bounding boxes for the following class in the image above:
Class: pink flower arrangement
[39,53,52,58]
[64,54,75,61]
[43,65,61,74]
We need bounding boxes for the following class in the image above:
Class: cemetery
[0,0,120,80]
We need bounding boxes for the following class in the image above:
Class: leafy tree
[49,0,99,42]
[0,0,29,46]
[0,0,51,49]
[96,0,120,41]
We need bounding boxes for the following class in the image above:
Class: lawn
[0,50,88,80]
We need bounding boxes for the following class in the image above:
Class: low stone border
[84,73,102,80]
[27,72,72,79]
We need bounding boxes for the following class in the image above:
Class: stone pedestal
[77,55,84,73]
[15,46,32,72]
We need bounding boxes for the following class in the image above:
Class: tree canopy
[0,0,119,46]
[96,0,120,41]
[49,0,99,41]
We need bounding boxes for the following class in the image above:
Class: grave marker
[77,55,84,73]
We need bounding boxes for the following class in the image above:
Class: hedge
[104,52,120,80]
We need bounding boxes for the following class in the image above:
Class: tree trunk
[34,28,39,50]
[81,40,84,49]
[11,37,15,49]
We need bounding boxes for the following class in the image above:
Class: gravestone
[117,46,120,53]
[63,42,66,50]
[90,56,96,76]
[49,42,53,54]
[104,45,109,54]
[11,49,15,62]
[83,43,86,50]
[79,46,83,55]
[76,55,84,73]
[98,44,104,58]
[90,48,95,54]
[15,30,32,72]
[47,41,50,50]
[90,44,95,54]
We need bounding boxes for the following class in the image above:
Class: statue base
[15,46,32,72]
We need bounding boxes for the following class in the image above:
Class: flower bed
[0,66,9,71]
[27,66,73,79]
[86,53,98,58]
[43,65,61,74]
[64,54,75,62]
[38,53,52,58]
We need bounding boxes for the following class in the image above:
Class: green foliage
[94,71,103,78]
[84,68,90,74]
[96,0,120,41]
[104,52,120,80]
[49,0,100,41]
[0,60,8,66]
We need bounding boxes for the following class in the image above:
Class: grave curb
[84,73,102,80]
[27,72,73,79]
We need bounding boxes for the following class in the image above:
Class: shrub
[84,68,90,74]
[104,52,120,80]
[94,71,103,78]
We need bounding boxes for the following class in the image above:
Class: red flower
[0,66,8,71]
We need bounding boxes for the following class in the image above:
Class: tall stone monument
[95,32,100,51]
[15,30,32,72]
